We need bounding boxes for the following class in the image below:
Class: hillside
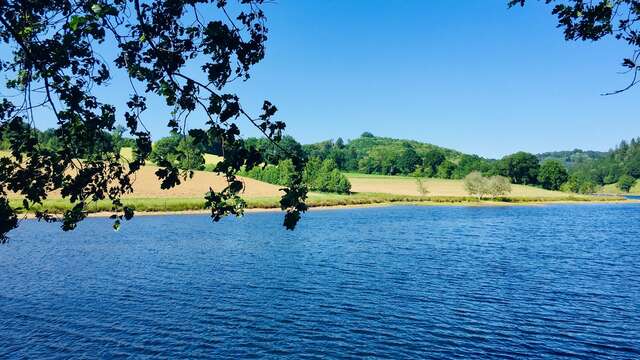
[536,149,608,168]
[301,132,483,178]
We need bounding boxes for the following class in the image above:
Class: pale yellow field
[600,182,640,195]
[122,166,282,198]
[346,174,571,198]
[119,147,134,161]
[6,165,283,199]
[203,153,223,165]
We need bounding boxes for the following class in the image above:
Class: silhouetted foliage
[245,136,306,165]
[150,133,205,171]
[0,0,307,241]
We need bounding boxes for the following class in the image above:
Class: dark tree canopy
[538,159,569,190]
[497,152,541,185]
[0,0,308,242]
[510,0,640,93]
[617,174,636,192]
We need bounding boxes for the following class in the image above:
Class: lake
[1,204,640,359]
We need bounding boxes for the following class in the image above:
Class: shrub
[617,175,636,192]
[464,171,489,199]
[464,172,512,199]
[487,175,512,197]
[311,159,350,193]
[561,174,599,194]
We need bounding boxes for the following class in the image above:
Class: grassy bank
[9,192,627,216]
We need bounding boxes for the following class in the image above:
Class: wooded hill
[536,149,608,168]
[3,128,640,194]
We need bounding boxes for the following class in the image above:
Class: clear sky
[225,0,638,158]
[5,1,638,159]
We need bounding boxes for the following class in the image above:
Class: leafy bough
[0,0,307,242]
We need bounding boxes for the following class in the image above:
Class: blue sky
[4,1,637,158]
[226,0,638,158]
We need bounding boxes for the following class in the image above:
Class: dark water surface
[2,205,640,359]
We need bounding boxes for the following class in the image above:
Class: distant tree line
[302,133,640,194]
[564,138,640,193]
[114,133,640,194]
[148,133,222,171]
[7,129,638,195]
[239,158,351,194]
[1,125,136,158]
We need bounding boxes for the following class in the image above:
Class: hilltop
[536,149,608,168]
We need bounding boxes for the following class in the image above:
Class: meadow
[2,148,629,215]
[346,173,573,198]
[7,168,622,216]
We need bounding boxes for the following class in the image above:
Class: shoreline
[16,198,639,219]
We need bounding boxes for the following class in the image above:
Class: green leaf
[69,16,86,31]
[91,4,103,15]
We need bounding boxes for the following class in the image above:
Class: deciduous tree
[0,0,307,242]
[538,160,569,190]
[617,174,636,192]
[498,152,540,185]
[464,171,489,199]
[487,175,512,197]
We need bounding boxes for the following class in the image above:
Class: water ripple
[1,204,640,358]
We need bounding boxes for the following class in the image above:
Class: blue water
[1,205,640,359]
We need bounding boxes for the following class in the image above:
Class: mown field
[346,173,571,198]
[3,150,629,215]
